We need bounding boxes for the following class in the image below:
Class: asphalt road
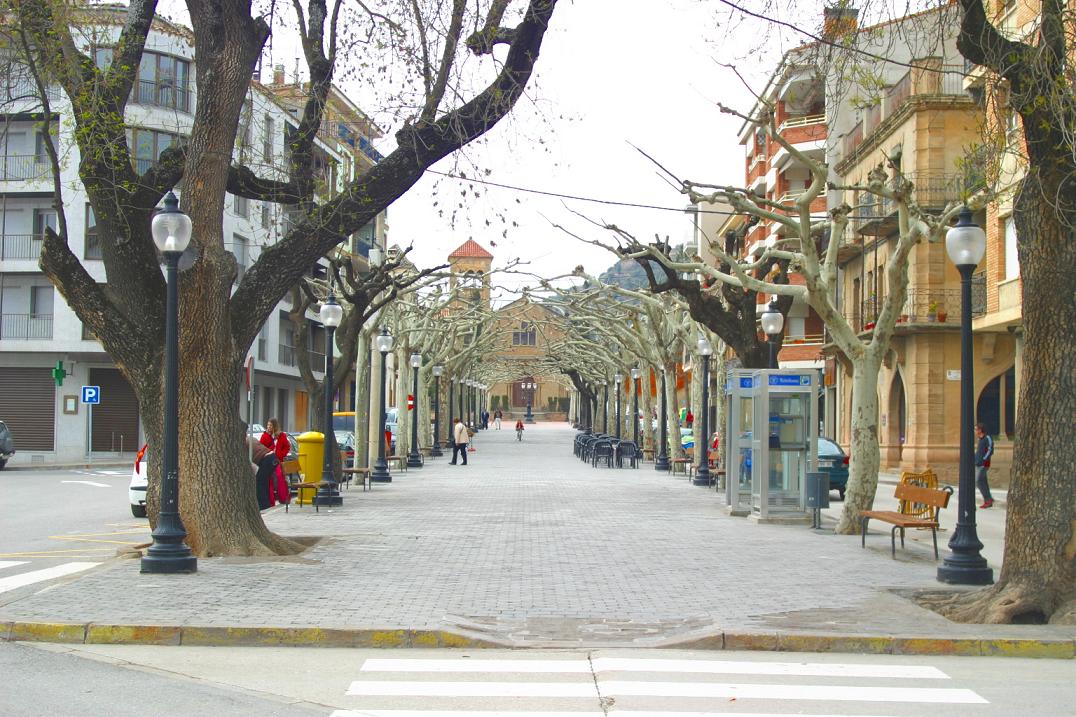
[4,644,1073,717]
[0,466,150,596]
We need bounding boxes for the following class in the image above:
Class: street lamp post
[371,328,394,483]
[523,380,536,423]
[614,372,623,440]
[655,368,670,471]
[142,191,197,574]
[602,380,609,434]
[407,352,423,468]
[760,300,784,369]
[431,365,444,457]
[693,338,713,486]
[938,207,994,586]
[314,292,344,507]
[630,367,641,445]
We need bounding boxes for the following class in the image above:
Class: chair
[617,441,639,469]
[592,440,614,468]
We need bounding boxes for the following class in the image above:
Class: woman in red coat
[259,418,291,505]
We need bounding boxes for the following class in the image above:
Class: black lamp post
[142,191,197,574]
[655,368,670,471]
[523,380,536,423]
[464,379,473,427]
[614,372,623,440]
[761,300,784,369]
[630,367,641,445]
[602,379,609,434]
[693,337,713,486]
[431,365,443,457]
[371,327,394,483]
[938,207,994,585]
[407,352,423,468]
[314,292,344,506]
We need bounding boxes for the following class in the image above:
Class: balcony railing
[845,288,963,331]
[0,78,63,105]
[779,113,826,130]
[971,271,987,318]
[132,79,192,113]
[1,155,51,181]
[278,343,296,366]
[0,234,44,260]
[1,313,53,339]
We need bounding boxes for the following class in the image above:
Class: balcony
[854,172,966,236]
[278,343,296,366]
[777,113,827,146]
[844,288,965,332]
[131,79,192,113]
[0,313,53,339]
[1,77,63,106]
[277,343,324,370]
[0,234,44,260]
[840,64,971,166]
[1,155,51,181]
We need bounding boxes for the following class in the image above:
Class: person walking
[494,409,502,430]
[515,419,524,441]
[975,422,995,508]
[450,417,469,465]
[259,418,291,506]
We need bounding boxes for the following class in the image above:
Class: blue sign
[768,374,811,387]
[81,386,101,404]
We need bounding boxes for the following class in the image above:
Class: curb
[3,622,1071,658]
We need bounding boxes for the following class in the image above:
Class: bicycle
[516,427,523,441]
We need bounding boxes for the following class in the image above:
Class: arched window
[511,321,536,346]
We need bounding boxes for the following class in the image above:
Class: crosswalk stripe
[0,560,29,571]
[344,680,986,704]
[0,562,99,594]
[359,657,948,680]
[331,712,904,717]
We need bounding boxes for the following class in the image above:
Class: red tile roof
[448,239,493,260]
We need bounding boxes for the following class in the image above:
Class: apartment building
[0,8,385,465]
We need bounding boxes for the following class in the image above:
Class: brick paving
[1,423,1070,646]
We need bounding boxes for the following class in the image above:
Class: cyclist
[515,419,524,441]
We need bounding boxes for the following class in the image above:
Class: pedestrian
[975,422,995,508]
[494,409,502,430]
[481,409,489,430]
[515,419,524,441]
[450,417,469,465]
[686,409,694,428]
[259,418,291,506]
[247,436,279,510]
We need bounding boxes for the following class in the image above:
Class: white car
[129,444,148,518]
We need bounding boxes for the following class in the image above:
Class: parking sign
[81,386,101,404]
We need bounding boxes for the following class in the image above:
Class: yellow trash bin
[296,431,325,505]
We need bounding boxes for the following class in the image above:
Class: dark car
[818,437,850,500]
[0,420,14,470]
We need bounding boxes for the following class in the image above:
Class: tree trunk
[924,173,1076,624]
[666,362,683,460]
[835,353,883,534]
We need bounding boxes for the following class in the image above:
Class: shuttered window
[0,367,55,450]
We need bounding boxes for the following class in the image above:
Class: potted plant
[927,300,938,322]
[937,306,948,322]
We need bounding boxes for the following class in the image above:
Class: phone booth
[726,369,818,521]
[725,370,756,516]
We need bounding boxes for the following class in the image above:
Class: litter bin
[805,471,829,509]
[296,431,325,505]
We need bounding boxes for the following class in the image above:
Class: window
[34,128,53,164]
[32,208,57,238]
[260,202,270,229]
[93,47,113,70]
[263,114,275,162]
[85,204,101,259]
[231,234,248,282]
[512,321,536,346]
[233,194,249,218]
[128,128,181,175]
[135,51,191,112]
[1003,215,1019,279]
[30,285,53,316]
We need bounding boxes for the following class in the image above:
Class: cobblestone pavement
[1,423,1070,647]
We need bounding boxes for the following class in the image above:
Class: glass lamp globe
[630,367,641,380]
[760,302,784,336]
[410,352,422,368]
[697,338,713,356]
[375,327,393,353]
[320,293,343,327]
[946,207,987,267]
[151,191,192,254]
[432,365,443,377]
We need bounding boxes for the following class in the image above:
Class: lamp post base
[431,442,443,458]
[370,461,392,483]
[313,475,343,506]
[655,453,670,471]
[407,451,423,468]
[937,552,994,585]
[692,467,711,486]
[141,537,197,574]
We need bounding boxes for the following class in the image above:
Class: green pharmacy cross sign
[52,360,67,386]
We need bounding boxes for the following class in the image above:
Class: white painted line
[345,681,986,704]
[359,657,948,680]
[346,682,595,697]
[602,681,987,704]
[61,480,110,487]
[0,561,29,572]
[331,713,901,717]
[0,562,99,594]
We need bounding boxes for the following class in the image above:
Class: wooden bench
[670,457,692,476]
[341,466,371,492]
[860,482,953,559]
[386,455,408,472]
[282,459,321,513]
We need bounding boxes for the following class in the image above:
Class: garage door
[0,367,55,450]
[89,367,140,453]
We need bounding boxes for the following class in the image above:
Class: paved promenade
[1,423,1071,654]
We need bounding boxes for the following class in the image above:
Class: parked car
[0,420,14,469]
[817,437,850,500]
[335,430,355,467]
[333,409,397,452]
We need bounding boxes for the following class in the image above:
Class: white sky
[376,0,801,296]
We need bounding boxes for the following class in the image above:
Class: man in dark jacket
[247,437,278,510]
[974,422,994,508]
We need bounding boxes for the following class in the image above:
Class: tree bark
[834,353,883,534]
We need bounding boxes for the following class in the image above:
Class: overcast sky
[377,0,803,298]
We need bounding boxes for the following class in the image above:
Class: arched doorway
[887,371,906,463]
[977,365,1016,439]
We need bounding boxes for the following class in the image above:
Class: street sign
[81,386,101,404]
[407,394,415,411]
